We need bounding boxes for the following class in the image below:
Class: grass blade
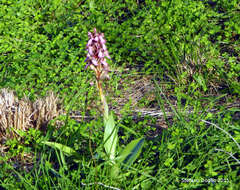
[42,141,78,157]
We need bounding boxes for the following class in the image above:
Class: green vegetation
[0,0,239,189]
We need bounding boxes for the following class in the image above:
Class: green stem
[96,79,109,123]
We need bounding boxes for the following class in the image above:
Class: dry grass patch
[0,89,62,143]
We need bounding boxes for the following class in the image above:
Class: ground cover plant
[0,0,239,189]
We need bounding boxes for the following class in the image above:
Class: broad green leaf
[101,92,109,124]
[42,141,78,157]
[117,138,144,168]
[104,112,118,160]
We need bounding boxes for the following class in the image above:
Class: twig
[201,120,240,150]
[215,148,240,165]
[81,182,121,190]
[70,102,240,125]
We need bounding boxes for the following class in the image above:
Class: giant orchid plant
[42,28,144,177]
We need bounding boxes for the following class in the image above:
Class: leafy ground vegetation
[0,0,239,189]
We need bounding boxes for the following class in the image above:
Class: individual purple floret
[86,28,111,80]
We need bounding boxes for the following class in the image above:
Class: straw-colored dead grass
[0,89,62,142]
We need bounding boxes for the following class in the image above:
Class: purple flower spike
[87,39,93,46]
[92,59,98,66]
[88,47,94,56]
[99,35,106,44]
[98,51,104,58]
[102,44,107,51]
[94,36,99,42]
[85,28,111,80]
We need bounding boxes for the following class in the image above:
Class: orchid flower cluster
[85,28,111,81]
